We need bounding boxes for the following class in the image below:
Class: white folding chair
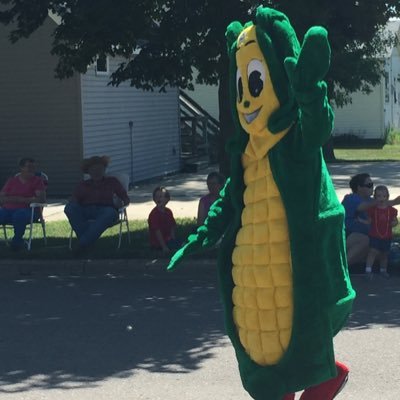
[111,172,131,249]
[68,173,131,250]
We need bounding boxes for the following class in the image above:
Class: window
[95,55,109,76]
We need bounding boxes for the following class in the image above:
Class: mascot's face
[236,25,280,136]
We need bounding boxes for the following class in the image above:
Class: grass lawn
[2,216,400,260]
[3,144,400,260]
[334,144,400,161]
[0,218,219,260]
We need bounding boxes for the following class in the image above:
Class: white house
[186,21,400,144]
[184,76,219,121]
[332,19,400,141]
[0,15,181,195]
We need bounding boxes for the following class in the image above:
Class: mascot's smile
[243,108,261,123]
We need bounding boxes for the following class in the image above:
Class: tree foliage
[1,0,398,104]
[1,0,399,166]
[262,0,400,106]
[0,1,245,90]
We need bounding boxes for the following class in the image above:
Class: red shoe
[282,394,295,400]
[300,361,349,400]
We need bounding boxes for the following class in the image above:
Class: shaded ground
[0,266,224,394]
[0,265,399,399]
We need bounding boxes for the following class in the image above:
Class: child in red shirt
[148,186,180,253]
[364,185,398,279]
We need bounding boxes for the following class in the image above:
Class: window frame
[95,55,109,76]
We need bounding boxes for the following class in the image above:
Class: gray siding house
[332,20,400,141]
[0,16,181,195]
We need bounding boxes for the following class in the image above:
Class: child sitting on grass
[363,185,398,279]
[148,186,181,253]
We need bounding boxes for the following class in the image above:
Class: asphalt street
[0,261,399,400]
[2,161,400,399]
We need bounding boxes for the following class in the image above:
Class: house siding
[80,57,181,184]
[332,83,384,140]
[384,47,400,130]
[332,21,400,141]
[0,18,83,195]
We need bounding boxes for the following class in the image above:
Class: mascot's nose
[244,100,250,108]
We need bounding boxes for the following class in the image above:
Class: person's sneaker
[300,361,349,400]
[380,271,390,279]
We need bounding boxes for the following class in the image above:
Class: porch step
[181,158,209,173]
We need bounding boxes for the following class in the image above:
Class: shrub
[385,129,400,145]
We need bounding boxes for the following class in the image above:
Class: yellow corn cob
[232,153,293,366]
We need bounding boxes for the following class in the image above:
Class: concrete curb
[2,258,399,279]
[0,258,218,279]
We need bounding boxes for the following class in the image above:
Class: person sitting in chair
[0,157,46,251]
[64,155,130,255]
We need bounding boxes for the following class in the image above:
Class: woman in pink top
[0,157,46,250]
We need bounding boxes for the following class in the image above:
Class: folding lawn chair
[68,173,131,250]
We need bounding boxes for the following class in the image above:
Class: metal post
[128,121,134,188]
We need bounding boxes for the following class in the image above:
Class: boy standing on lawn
[364,185,398,279]
[148,186,180,253]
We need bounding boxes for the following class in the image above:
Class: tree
[1,0,399,168]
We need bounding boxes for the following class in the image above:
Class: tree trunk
[218,58,234,176]
[322,137,336,162]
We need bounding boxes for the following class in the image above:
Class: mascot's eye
[236,69,243,103]
[247,59,265,98]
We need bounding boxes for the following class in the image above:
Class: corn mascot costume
[168,6,355,400]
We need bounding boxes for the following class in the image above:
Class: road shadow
[345,275,400,330]
[1,269,399,394]
[0,269,226,393]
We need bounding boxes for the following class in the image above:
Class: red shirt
[1,175,45,209]
[73,177,129,207]
[148,206,176,248]
[367,206,398,239]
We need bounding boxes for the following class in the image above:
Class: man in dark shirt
[64,156,130,254]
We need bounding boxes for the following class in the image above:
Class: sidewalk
[44,161,400,222]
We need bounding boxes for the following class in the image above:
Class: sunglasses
[360,182,374,188]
